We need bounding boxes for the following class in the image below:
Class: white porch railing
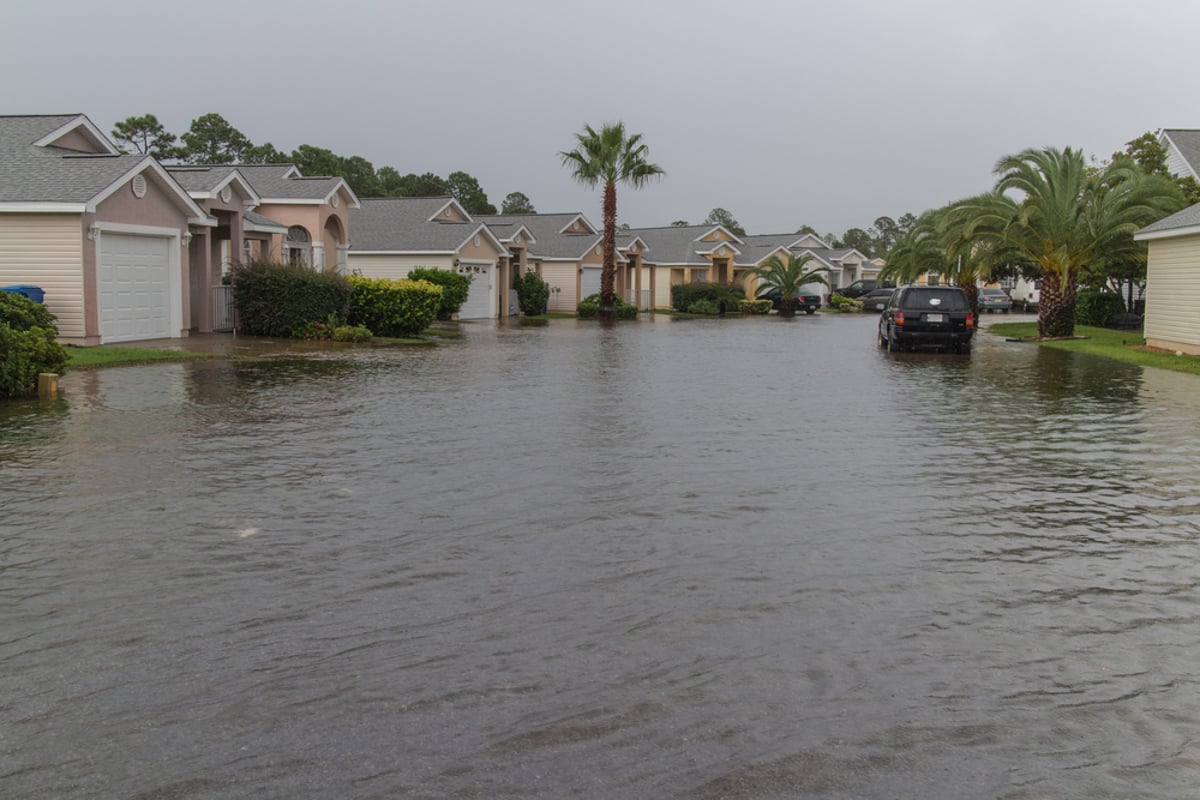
[212,285,236,331]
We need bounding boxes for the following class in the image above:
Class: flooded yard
[3,313,1200,798]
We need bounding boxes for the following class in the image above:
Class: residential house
[348,197,511,319]
[1159,129,1200,183]
[480,212,607,312]
[0,114,209,344]
[1134,203,1200,354]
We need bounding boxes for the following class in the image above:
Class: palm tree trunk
[1038,270,1076,337]
[958,282,980,320]
[599,180,617,320]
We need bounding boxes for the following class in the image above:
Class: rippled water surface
[4,314,1200,798]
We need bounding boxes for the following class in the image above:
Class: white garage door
[99,233,174,342]
[580,266,601,301]
[458,263,495,320]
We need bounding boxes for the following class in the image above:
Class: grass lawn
[65,346,213,369]
[988,322,1200,376]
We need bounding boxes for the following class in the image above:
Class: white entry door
[98,233,175,342]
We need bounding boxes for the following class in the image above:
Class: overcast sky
[5,0,1197,237]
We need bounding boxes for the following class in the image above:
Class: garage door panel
[99,233,173,342]
[458,263,495,320]
[580,267,601,301]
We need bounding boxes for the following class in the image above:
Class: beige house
[348,197,511,319]
[1134,204,1200,354]
[480,213,608,312]
[0,114,210,344]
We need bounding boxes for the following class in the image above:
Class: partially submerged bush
[348,276,442,337]
[738,299,772,314]
[830,293,863,312]
[408,268,472,320]
[230,260,351,337]
[333,324,373,342]
[687,299,721,315]
[1075,289,1127,327]
[517,269,550,316]
[0,292,68,398]
[670,281,743,313]
[577,293,638,320]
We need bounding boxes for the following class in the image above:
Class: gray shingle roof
[619,224,737,265]
[165,165,240,192]
[235,163,345,201]
[351,197,495,252]
[0,114,149,203]
[1163,129,1200,177]
[1136,203,1200,237]
[480,212,600,259]
[243,209,288,232]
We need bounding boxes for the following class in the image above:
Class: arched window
[286,226,312,267]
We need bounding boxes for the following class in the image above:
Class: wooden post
[38,373,58,400]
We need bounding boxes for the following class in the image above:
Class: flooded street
[3,313,1200,798]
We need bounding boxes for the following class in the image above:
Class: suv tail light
[966,312,974,329]
[895,310,905,326]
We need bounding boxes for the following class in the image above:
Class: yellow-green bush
[738,299,772,314]
[348,276,442,337]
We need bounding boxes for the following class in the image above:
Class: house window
[926,271,940,286]
[287,226,312,268]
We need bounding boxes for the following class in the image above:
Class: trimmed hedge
[408,268,472,320]
[517,269,550,316]
[347,276,442,337]
[739,299,772,314]
[670,281,744,313]
[1075,289,1127,327]
[829,293,863,312]
[230,260,352,337]
[577,293,638,320]
[0,292,68,398]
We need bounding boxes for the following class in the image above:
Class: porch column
[312,242,326,272]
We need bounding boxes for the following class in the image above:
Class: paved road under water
[3,313,1200,798]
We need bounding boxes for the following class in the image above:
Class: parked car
[878,286,974,353]
[978,287,1012,313]
[837,279,893,299]
[761,286,822,314]
[858,286,896,312]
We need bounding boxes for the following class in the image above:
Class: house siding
[0,214,85,339]
[541,263,578,312]
[347,253,454,280]
[1144,234,1200,354]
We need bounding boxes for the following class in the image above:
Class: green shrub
[517,269,550,316]
[830,293,863,312]
[0,291,57,331]
[577,293,638,320]
[670,281,744,312]
[292,319,334,341]
[408,267,473,320]
[348,275,442,337]
[687,299,721,315]
[738,299,772,314]
[333,324,373,342]
[0,324,68,398]
[1075,289,1127,327]
[230,260,351,337]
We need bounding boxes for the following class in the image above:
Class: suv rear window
[899,288,967,311]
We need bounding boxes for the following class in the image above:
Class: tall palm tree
[948,147,1181,337]
[560,122,664,319]
[747,253,828,317]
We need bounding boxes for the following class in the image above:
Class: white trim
[281,165,303,179]
[618,235,649,252]
[694,225,745,244]
[788,233,829,249]
[257,198,327,206]
[244,220,288,235]
[351,249,456,255]
[494,223,537,244]
[426,198,472,223]
[696,241,743,256]
[556,213,598,234]
[455,223,510,257]
[33,114,120,155]
[0,202,87,212]
[86,158,208,220]
[1135,224,1200,241]
[93,222,184,342]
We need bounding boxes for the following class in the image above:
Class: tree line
[110,113,537,216]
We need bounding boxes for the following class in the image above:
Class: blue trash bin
[1,285,45,304]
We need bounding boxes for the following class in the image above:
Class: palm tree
[747,252,828,317]
[948,147,1181,337]
[560,122,665,319]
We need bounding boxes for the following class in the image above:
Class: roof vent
[131,174,147,199]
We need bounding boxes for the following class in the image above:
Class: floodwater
[3,313,1200,799]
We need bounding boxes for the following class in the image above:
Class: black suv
[878,286,974,353]
[760,286,822,314]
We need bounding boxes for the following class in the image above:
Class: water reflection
[3,315,1200,798]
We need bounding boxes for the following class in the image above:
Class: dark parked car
[859,286,896,312]
[878,286,974,353]
[978,287,1012,313]
[761,286,822,314]
[838,279,894,299]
